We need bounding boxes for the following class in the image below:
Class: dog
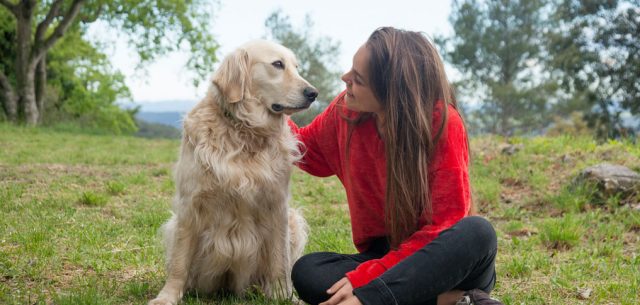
[149,40,315,305]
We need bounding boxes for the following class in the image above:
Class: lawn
[1,124,638,304]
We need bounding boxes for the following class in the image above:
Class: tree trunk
[15,0,39,125]
[0,71,18,121]
[21,69,38,125]
[35,54,46,123]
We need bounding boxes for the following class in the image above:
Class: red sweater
[288,91,471,288]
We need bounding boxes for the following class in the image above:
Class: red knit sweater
[288,91,471,288]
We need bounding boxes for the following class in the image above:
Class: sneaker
[455,289,504,305]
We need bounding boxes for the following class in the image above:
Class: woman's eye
[272,60,284,69]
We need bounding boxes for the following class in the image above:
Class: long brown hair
[360,27,461,248]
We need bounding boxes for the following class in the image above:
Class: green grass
[1,124,639,304]
[538,214,583,250]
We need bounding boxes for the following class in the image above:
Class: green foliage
[546,0,640,139]
[0,0,220,130]
[0,8,15,122]
[441,0,640,138]
[264,10,342,126]
[0,8,14,78]
[44,25,136,134]
[93,0,220,85]
[545,111,595,137]
[440,0,553,135]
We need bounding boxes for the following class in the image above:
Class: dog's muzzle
[272,87,318,113]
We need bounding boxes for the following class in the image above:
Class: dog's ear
[213,48,250,103]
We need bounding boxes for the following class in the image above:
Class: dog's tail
[287,207,308,262]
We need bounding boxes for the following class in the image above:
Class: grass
[1,124,639,304]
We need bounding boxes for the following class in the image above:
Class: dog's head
[212,40,318,116]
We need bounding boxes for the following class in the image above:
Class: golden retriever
[149,40,315,305]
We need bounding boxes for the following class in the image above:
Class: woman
[288,27,501,305]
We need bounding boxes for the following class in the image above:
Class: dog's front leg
[263,206,292,299]
[150,222,196,305]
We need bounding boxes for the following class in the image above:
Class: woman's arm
[288,92,346,177]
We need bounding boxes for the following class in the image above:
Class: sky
[105,0,454,111]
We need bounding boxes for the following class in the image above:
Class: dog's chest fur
[169,100,299,267]
[177,100,299,210]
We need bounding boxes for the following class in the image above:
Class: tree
[0,0,219,126]
[264,10,342,126]
[45,25,136,133]
[547,0,640,138]
[438,0,552,135]
[0,7,17,121]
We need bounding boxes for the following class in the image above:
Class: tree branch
[33,0,85,61]
[34,0,64,44]
[0,0,18,14]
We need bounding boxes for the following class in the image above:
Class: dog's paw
[289,296,305,305]
[148,297,176,305]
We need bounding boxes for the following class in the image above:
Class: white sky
[107,0,453,107]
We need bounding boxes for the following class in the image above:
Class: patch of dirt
[109,266,157,283]
[55,262,97,287]
[506,227,538,237]
[499,183,531,205]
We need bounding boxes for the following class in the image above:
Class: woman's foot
[438,290,465,305]
[455,289,504,305]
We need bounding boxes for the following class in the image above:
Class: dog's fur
[149,40,314,305]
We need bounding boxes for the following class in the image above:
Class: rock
[499,143,524,155]
[574,163,640,203]
[561,154,573,164]
[576,287,592,300]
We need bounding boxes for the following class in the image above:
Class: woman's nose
[341,72,351,85]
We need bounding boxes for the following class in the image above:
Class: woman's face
[341,44,383,116]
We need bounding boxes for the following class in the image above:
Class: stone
[576,287,592,300]
[499,143,524,155]
[561,154,573,164]
[574,163,640,203]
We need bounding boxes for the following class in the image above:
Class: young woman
[288,27,501,305]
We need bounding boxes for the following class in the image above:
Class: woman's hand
[319,277,363,305]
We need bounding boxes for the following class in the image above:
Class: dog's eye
[271,60,285,70]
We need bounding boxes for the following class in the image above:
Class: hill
[134,119,182,139]
[135,112,184,129]
[0,124,638,304]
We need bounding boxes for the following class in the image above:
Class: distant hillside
[119,99,198,113]
[136,112,183,129]
[135,119,181,139]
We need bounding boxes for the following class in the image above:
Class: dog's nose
[304,87,319,102]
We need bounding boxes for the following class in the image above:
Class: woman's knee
[457,216,497,251]
[291,253,317,288]
[291,252,337,304]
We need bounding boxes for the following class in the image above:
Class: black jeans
[291,216,497,305]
